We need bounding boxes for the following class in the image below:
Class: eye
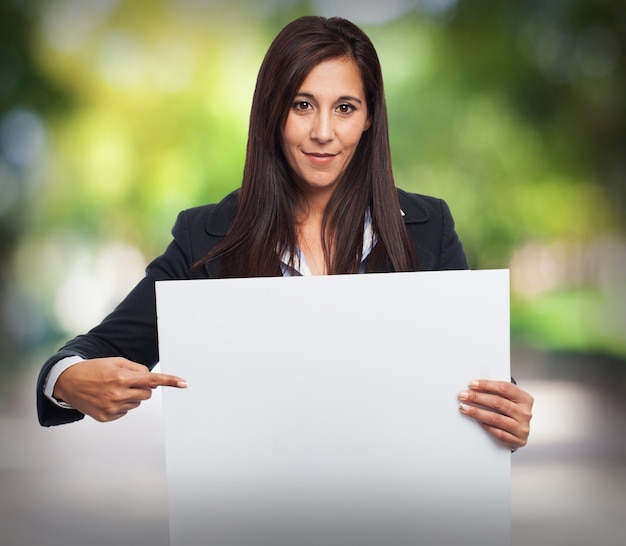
[337,103,355,114]
[293,100,312,112]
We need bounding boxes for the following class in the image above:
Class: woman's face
[281,57,371,200]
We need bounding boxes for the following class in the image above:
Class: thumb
[112,357,153,373]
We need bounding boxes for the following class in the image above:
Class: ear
[363,115,372,132]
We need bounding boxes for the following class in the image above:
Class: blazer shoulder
[166,190,238,276]
[175,189,238,238]
[396,188,469,270]
[396,188,452,224]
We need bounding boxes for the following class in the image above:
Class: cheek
[280,126,295,157]
[282,116,302,148]
[347,126,367,150]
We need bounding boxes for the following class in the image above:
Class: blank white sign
[157,270,511,546]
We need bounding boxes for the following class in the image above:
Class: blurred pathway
[510,346,626,546]
[1,346,625,545]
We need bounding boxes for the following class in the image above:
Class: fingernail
[177,381,188,388]
[469,380,480,388]
[458,390,469,400]
[459,403,471,412]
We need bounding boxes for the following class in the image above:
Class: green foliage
[1,0,625,360]
[512,283,626,358]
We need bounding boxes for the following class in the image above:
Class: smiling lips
[304,152,338,166]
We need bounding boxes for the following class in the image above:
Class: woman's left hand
[458,380,534,451]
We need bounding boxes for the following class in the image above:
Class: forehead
[297,58,365,96]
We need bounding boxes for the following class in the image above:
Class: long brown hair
[200,16,416,276]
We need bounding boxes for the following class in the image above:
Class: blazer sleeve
[36,209,201,427]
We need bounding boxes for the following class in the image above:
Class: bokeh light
[1,2,625,545]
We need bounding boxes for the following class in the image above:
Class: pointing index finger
[133,372,188,389]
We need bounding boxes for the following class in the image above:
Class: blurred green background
[1,2,626,545]
[1,0,624,381]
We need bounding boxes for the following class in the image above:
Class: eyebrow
[295,92,363,105]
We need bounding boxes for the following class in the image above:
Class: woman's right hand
[53,357,187,422]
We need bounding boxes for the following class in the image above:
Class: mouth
[304,152,338,166]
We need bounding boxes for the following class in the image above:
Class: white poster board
[156,270,511,546]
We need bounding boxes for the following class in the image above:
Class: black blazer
[36,189,469,426]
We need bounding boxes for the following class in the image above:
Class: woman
[37,16,533,451]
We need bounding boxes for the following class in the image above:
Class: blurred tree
[0,0,73,375]
[446,0,625,223]
[2,0,624,367]
[437,0,626,357]
[378,0,625,268]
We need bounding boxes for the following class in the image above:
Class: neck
[296,188,333,226]
[295,191,332,276]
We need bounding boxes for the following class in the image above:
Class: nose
[310,111,334,143]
